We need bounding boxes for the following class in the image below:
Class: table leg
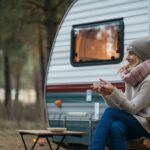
[31,136,39,150]
[56,136,66,150]
[20,133,28,150]
[46,137,53,150]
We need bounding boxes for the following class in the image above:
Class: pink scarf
[121,59,150,86]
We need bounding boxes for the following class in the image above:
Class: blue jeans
[88,107,150,150]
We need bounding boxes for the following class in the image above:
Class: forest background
[0,1,73,149]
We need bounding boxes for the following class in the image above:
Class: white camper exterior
[45,0,150,145]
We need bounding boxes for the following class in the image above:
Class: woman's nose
[126,54,129,60]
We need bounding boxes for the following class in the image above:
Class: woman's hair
[119,52,143,73]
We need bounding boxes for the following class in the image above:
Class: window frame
[70,18,124,67]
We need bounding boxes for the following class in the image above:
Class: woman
[88,37,150,150]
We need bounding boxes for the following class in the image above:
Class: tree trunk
[3,51,12,118]
[37,24,45,94]
[44,0,57,62]
[33,65,46,125]
[14,72,20,103]
[35,24,47,125]
[33,66,40,109]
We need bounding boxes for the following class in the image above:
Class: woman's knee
[110,121,126,135]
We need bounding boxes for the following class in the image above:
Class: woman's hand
[98,79,114,96]
[91,83,101,93]
[91,79,114,96]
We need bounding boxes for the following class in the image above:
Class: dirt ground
[0,103,88,150]
[0,121,68,150]
[0,129,55,150]
[0,121,89,150]
[0,129,89,150]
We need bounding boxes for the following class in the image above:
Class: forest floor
[0,103,87,150]
[0,121,67,150]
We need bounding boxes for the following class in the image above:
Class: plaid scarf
[121,59,150,86]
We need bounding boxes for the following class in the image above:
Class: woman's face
[126,50,137,66]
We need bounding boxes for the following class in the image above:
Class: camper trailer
[44,0,150,146]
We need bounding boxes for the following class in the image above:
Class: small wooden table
[17,130,84,150]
